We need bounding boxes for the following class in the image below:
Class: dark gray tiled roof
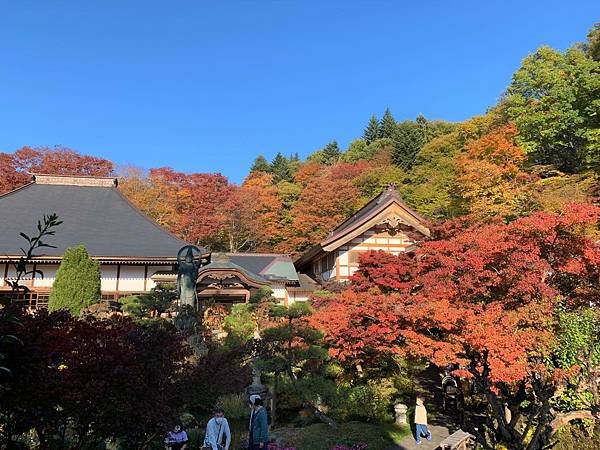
[227,253,299,283]
[0,183,190,258]
[199,254,269,285]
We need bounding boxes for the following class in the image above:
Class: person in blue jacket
[248,395,269,449]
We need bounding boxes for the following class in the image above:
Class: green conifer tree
[363,115,380,144]
[250,155,271,173]
[379,108,398,139]
[271,152,293,183]
[48,245,101,316]
[321,140,341,165]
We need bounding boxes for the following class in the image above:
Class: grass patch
[272,422,410,450]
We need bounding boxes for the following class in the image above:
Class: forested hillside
[2,23,599,257]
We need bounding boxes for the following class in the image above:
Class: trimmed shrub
[48,245,100,316]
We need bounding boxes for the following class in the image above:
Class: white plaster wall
[287,290,309,303]
[147,265,173,290]
[101,265,119,291]
[34,264,58,287]
[4,264,33,285]
[0,263,6,286]
[117,265,146,292]
[338,250,348,265]
[270,282,287,301]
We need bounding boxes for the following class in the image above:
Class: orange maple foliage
[455,125,534,219]
[277,167,361,256]
[0,146,114,195]
[220,172,284,252]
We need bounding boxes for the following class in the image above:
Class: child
[414,397,432,445]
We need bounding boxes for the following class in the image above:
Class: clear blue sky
[0,1,596,183]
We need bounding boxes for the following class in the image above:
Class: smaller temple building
[295,184,430,283]
[152,252,311,305]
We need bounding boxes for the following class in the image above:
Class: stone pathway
[386,365,461,450]
[387,424,450,450]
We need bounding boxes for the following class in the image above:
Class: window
[326,253,335,271]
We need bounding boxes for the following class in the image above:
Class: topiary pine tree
[379,108,397,139]
[363,115,380,144]
[48,245,101,316]
[250,155,271,173]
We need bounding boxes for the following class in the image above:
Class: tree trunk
[550,410,597,434]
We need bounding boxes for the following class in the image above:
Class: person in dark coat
[248,395,269,449]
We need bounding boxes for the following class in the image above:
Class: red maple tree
[310,204,600,449]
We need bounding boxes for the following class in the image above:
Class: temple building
[0,174,303,308]
[294,184,430,283]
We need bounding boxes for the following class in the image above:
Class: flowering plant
[267,443,297,450]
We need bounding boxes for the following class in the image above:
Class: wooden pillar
[143,265,149,291]
[115,264,121,293]
[31,263,37,287]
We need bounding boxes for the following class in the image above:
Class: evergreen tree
[363,115,380,144]
[250,155,271,173]
[271,152,293,183]
[48,245,101,316]
[391,115,454,169]
[392,120,426,169]
[416,114,429,141]
[321,140,341,165]
[379,108,397,139]
[585,22,600,61]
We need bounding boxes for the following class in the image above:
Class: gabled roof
[295,184,430,268]
[322,184,429,248]
[0,175,192,259]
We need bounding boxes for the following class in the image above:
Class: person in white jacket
[204,407,231,450]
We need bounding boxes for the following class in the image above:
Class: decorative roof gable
[295,184,430,268]
[321,184,429,250]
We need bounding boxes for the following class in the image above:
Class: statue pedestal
[245,367,270,402]
[394,403,408,425]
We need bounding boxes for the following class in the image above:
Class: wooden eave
[197,267,270,289]
[0,255,179,265]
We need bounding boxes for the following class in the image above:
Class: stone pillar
[394,403,408,425]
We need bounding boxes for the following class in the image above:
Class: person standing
[204,407,231,450]
[414,397,432,445]
[248,395,269,449]
[165,424,188,450]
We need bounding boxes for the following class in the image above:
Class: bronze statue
[176,245,202,308]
